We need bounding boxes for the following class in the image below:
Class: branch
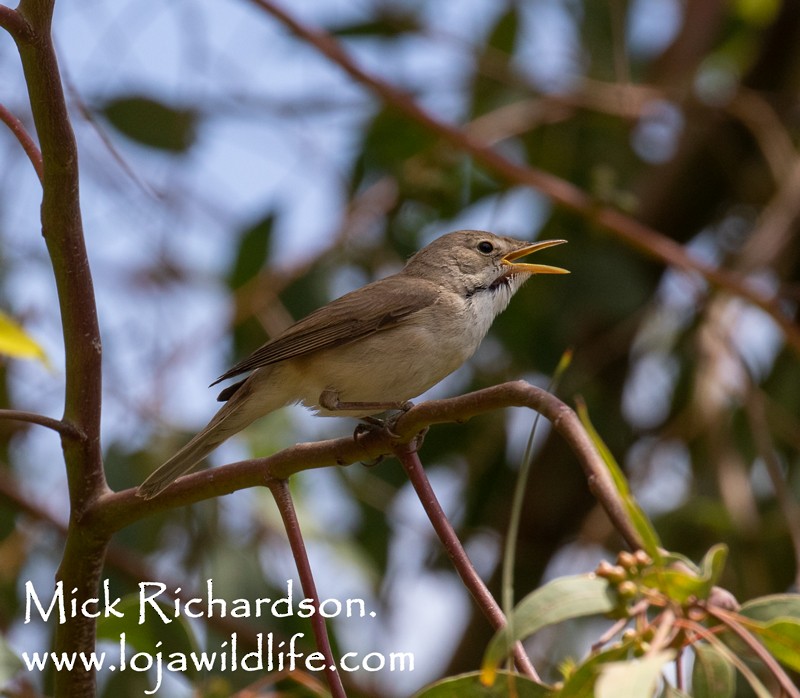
[706,606,800,698]
[394,443,540,681]
[90,382,642,551]
[12,3,106,695]
[0,102,43,182]
[0,5,33,41]
[246,0,800,356]
[0,408,84,439]
[15,0,105,508]
[0,471,280,653]
[267,480,347,698]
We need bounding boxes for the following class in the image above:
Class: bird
[137,230,568,498]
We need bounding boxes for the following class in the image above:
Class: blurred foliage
[100,95,199,153]
[2,0,800,696]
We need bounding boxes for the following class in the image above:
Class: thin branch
[0,408,84,440]
[0,4,33,41]
[267,479,347,698]
[394,442,540,681]
[246,0,800,356]
[93,382,642,550]
[0,102,43,183]
[0,471,280,653]
[706,605,800,698]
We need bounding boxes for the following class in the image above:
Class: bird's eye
[477,241,494,254]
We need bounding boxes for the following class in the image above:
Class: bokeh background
[1,0,799,696]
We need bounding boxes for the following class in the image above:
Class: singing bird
[138,230,568,498]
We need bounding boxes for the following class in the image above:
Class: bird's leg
[319,389,413,414]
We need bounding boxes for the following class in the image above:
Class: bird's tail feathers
[137,376,281,499]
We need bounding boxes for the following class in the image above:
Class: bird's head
[405,230,569,295]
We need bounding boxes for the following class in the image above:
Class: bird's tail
[137,373,283,499]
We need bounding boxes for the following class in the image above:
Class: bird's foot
[351,400,417,466]
[353,422,386,467]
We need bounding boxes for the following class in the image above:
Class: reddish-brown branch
[0,4,33,40]
[92,382,642,551]
[706,605,800,698]
[267,479,347,698]
[246,0,800,356]
[394,443,540,681]
[16,0,106,506]
[0,102,43,182]
[12,1,106,695]
[0,472,281,652]
[0,408,84,440]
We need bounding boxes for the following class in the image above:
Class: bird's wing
[211,275,439,385]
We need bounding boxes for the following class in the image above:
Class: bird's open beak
[502,239,569,275]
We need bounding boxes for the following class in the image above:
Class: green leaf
[692,643,735,698]
[413,670,552,698]
[737,594,800,671]
[228,213,274,289]
[739,594,800,623]
[482,575,617,683]
[576,401,662,558]
[330,10,420,38]
[737,616,800,672]
[101,95,198,152]
[486,6,518,56]
[0,310,49,366]
[558,642,633,698]
[640,545,728,603]
[469,7,523,117]
[692,631,772,698]
[596,651,675,698]
[96,594,200,678]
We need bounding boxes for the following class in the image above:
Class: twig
[394,442,540,681]
[0,102,43,182]
[706,605,800,698]
[267,479,347,698]
[0,408,84,440]
[93,382,641,551]
[0,471,280,653]
[246,0,800,356]
[0,4,33,41]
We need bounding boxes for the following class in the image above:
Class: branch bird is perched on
[138,230,568,498]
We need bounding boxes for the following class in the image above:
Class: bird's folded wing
[211,277,439,385]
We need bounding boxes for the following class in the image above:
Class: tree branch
[12,2,106,695]
[0,102,43,182]
[92,382,642,551]
[246,0,800,356]
[0,471,283,654]
[0,4,33,41]
[394,442,540,681]
[267,480,347,698]
[16,0,105,507]
[0,408,84,439]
